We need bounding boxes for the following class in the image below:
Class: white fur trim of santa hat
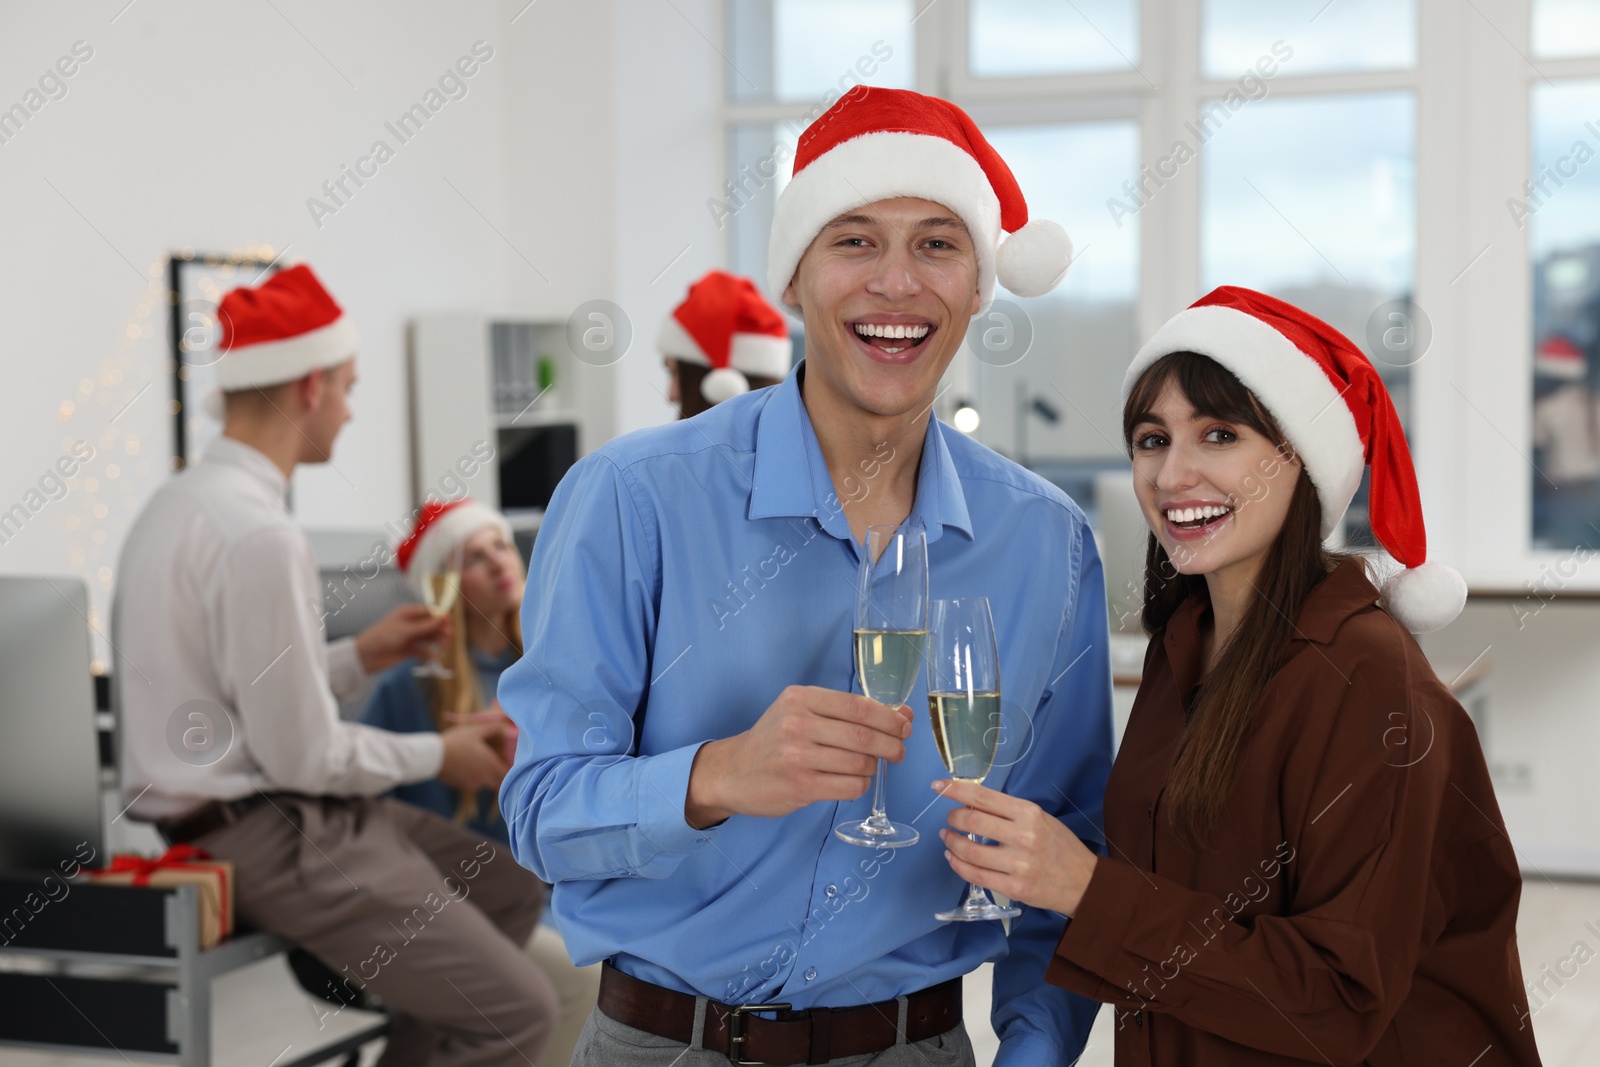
[215,316,361,392]
[655,314,792,380]
[1122,304,1366,540]
[768,132,1004,308]
[401,502,511,601]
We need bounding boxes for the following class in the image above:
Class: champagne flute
[412,538,464,679]
[834,523,927,849]
[927,597,1020,921]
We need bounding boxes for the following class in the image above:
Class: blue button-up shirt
[500,362,1114,1065]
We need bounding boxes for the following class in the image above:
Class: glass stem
[867,757,889,824]
[964,832,988,906]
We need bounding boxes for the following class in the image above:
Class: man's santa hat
[1124,286,1467,634]
[767,87,1072,309]
[657,270,792,405]
[204,264,360,418]
[395,499,511,601]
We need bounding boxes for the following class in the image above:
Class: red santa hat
[657,270,792,405]
[1123,286,1467,634]
[214,265,358,395]
[1535,335,1586,381]
[215,264,360,392]
[395,499,511,601]
[767,87,1072,309]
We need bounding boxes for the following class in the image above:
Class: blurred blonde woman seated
[363,498,600,1066]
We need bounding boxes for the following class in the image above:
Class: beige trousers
[523,923,601,1067]
[192,795,558,1067]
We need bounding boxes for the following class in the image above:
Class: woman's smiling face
[1128,379,1302,588]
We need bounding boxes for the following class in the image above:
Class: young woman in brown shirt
[933,288,1543,1065]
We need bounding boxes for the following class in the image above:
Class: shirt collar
[749,360,973,545]
[1163,555,1382,689]
[202,436,290,504]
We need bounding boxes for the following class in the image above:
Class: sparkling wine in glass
[928,596,1020,921]
[834,523,927,849]
[412,539,464,679]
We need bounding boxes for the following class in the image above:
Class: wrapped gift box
[86,844,234,949]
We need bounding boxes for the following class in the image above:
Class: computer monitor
[0,576,104,874]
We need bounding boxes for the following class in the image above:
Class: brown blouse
[1048,558,1542,1065]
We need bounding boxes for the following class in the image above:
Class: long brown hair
[426,593,523,826]
[1123,351,1339,848]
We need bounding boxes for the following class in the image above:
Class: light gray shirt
[113,436,442,820]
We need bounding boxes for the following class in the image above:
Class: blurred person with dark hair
[659,269,791,419]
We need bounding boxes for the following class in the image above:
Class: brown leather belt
[156,793,277,844]
[597,962,961,1065]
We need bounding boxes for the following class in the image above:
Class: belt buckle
[727,1001,793,1065]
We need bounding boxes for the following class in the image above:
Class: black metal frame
[167,252,282,471]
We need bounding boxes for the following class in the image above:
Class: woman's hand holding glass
[934,778,1100,918]
[413,538,465,679]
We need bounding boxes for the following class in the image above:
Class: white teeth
[854,322,930,340]
[1166,504,1231,524]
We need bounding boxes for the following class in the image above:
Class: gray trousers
[191,794,558,1067]
[570,1003,977,1066]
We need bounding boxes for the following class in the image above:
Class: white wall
[0,0,617,655]
[612,0,729,436]
[1421,598,1600,877]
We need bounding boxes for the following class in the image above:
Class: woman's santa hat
[1124,285,1467,634]
[395,499,511,601]
[767,87,1072,308]
[657,270,792,405]
[215,264,360,392]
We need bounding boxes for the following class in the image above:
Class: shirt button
[804,967,818,981]
[825,884,838,898]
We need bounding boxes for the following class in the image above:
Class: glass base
[834,817,920,848]
[936,899,1022,922]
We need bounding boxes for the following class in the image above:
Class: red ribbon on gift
[106,844,214,884]
[104,844,232,941]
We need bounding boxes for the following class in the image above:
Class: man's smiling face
[783,196,981,421]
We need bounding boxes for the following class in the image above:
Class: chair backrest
[318,565,418,721]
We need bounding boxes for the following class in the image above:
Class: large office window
[1528,80,1600,550]
[973,122,1140,478]
[968,0,1139,78]
[1202,0,1415,76]
[1201,91,1416,545]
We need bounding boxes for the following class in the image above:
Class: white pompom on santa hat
[203,263,361,420]
[1123,286,1467,634]
[395,499,511,602]
[657,270,792,405]
[768,87,1073,309]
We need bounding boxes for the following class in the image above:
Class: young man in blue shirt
[500,87,1114,1066]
